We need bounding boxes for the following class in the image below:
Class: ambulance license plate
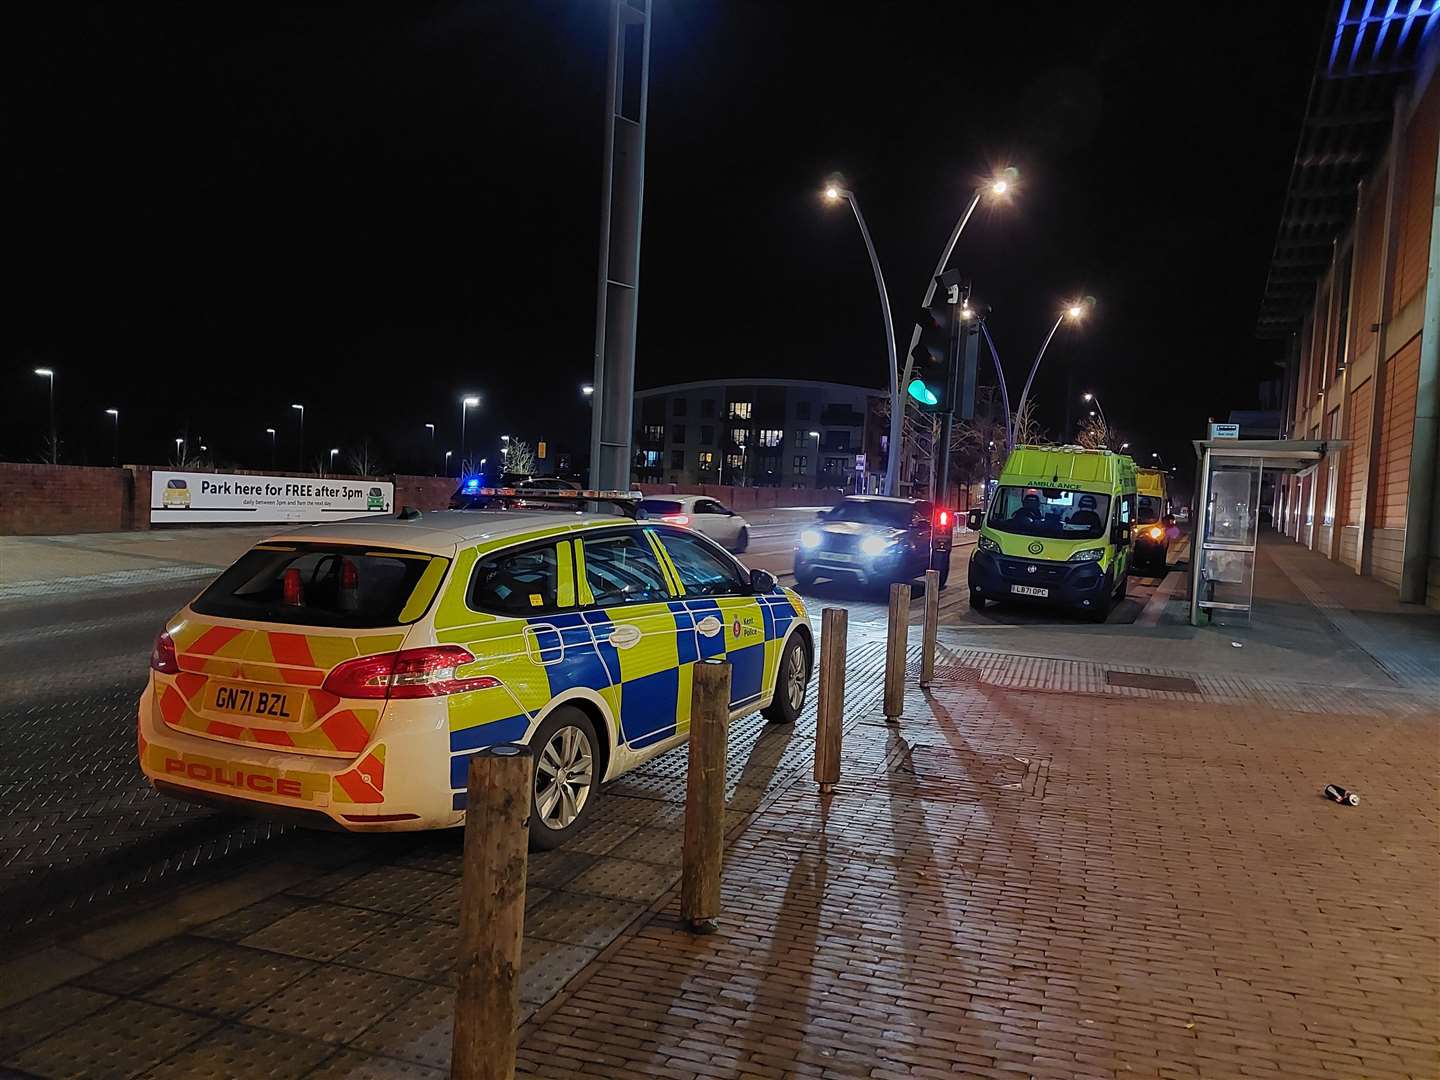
[210,682,295,720]
[1010,585,1049,597]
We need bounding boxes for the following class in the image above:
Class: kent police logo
[732,617,742,639]
[1027,541,1044,554]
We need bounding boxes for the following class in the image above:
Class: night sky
[6,2,1326,482]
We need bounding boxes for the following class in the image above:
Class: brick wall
[1,463,460,536]
[0,463,134,535]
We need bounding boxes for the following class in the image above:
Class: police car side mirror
[966,508,983,531]
[748,568,777,594]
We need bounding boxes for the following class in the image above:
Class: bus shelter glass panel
[1197,455,1262,625]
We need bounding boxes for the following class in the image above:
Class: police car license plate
[209,682,295,720]
[1010,585,1049,597]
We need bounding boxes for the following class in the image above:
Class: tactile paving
[524,849,596,889]
[349,983,454,1070]
[607,826,682,867]
[339,916,457,986]
[9,998,220,1079]
[193,896,308,942]
[78,936,222,996]
[305,1048,447,1079]
[523,891,644,951]
[142,1021,333,1079]
[141,942,316,1018]
[0,984,114,1059]
[242,902,397,962]
[519,936,597,1004]
[565,856,676,903]
[326,866,455,915]
[242,964,421,1045]
[557,817,638,855]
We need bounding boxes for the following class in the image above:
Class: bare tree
[506,439,538,477]
[1074,415,1125,451]
[1011,397,1051,448]
[346,441,382,478]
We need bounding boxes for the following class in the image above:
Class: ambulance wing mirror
[748,568,778,594]
[966,508,984,531]
[1111,522,1131,547]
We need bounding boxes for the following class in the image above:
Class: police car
[138,498,813,847]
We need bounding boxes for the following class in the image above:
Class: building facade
[632,379,885,490]
[1259,7,1440,609]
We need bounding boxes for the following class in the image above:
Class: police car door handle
[606,623,642,650]
[523,624,565,666]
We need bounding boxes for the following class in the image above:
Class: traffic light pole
[935,304,979,509]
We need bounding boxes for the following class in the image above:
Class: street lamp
[34,368,56,463]
[460,395,479,473]
[1082,391,1109,431]
[174,437,184,462]
[1121,441,1131,451]
[291,404,305,470]
[823,183,899,494]
[425,423,436,474]
[581,384,594,398]
[329,448,339,473]
[265,428,277,469]
[444,449,453,475]
[105,409,119,465]
[1013,298,1092,441]
[891,169,1016,494]
[808,430,821,488]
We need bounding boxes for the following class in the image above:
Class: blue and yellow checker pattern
[431,524,808,811]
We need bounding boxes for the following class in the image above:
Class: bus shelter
[1188,439,1335,626]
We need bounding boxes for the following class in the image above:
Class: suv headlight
[860,533,893,557]
[977,535,1001,554]
[1068,548,1104,562]
[799,529,822,550]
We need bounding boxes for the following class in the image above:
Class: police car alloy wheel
[762,634,810,724]
[528,706,599,849]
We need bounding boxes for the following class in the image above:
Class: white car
[639,495,750,553]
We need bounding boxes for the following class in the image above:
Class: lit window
[731,427,749,446]
[728,401,753,420]
[698,451,715,470]
[758,429,782,448]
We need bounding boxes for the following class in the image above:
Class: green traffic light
[907,378,938,406]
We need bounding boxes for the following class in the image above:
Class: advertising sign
[1207,422,1240,440]
[150,471,394,524]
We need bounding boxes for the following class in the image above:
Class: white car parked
[639,495,750,553]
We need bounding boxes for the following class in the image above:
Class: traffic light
[908,268,968,412]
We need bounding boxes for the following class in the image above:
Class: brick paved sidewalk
[517,678,1440,1079]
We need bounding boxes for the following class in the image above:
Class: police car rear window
[193,544,447,628]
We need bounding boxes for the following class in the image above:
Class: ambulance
[966,445,1136,621]
[138,502,813,846]
[1132,467,1175,573]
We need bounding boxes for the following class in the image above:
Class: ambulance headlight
[1068,548,1104,562]
[977,535,1001,554]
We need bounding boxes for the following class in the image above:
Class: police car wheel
[762,634,810,724]
[528,707,600,850]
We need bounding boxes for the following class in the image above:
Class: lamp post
[809,430,821,488]
[1082,391,1109,432]
[823,184,899,495]
[34,368,56,463]
[174,437,184,463]
[581,383,594,400]
[444,450,453,475]
[1013,301,1090,441]
[892,172,1015,493]
[460,395,479,474]
[425,423,436,475]
[105,408,119,465]
[265,428,277,469]
[291,404,305,470]
[329,448,339,474]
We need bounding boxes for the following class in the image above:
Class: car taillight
[283,567,304,606]
[661,514,690,525]
[150,631,180,675]
[321,645,501,700]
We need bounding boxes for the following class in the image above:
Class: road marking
[1136,569,1186,627]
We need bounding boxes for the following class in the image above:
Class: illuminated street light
[444,449,453,475]
[105,408,119,465]
[265,427,277,468]
[893,167,1017,493]
[460,395,480,472]
[581,383,594,397]
[823,181,898,492]
[425,422,436,474]
[1012,299,1094,439]
[34,368,57,463]
[291,403,305,470]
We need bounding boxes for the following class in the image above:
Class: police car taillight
[322,645,501,700]
[150,631,180,675]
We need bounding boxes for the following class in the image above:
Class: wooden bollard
[883,582,909,722]
[452,743,533,1080]
[920,569,940,689]
[682,657,730,933]
[815,607,847,793]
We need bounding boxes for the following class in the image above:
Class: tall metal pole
[589,0,652,491]
[977,321,1013,449]
[460,404,468,473]
[1012,313,1066,441]
[895,189,984,495]
[834,190,900,496]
